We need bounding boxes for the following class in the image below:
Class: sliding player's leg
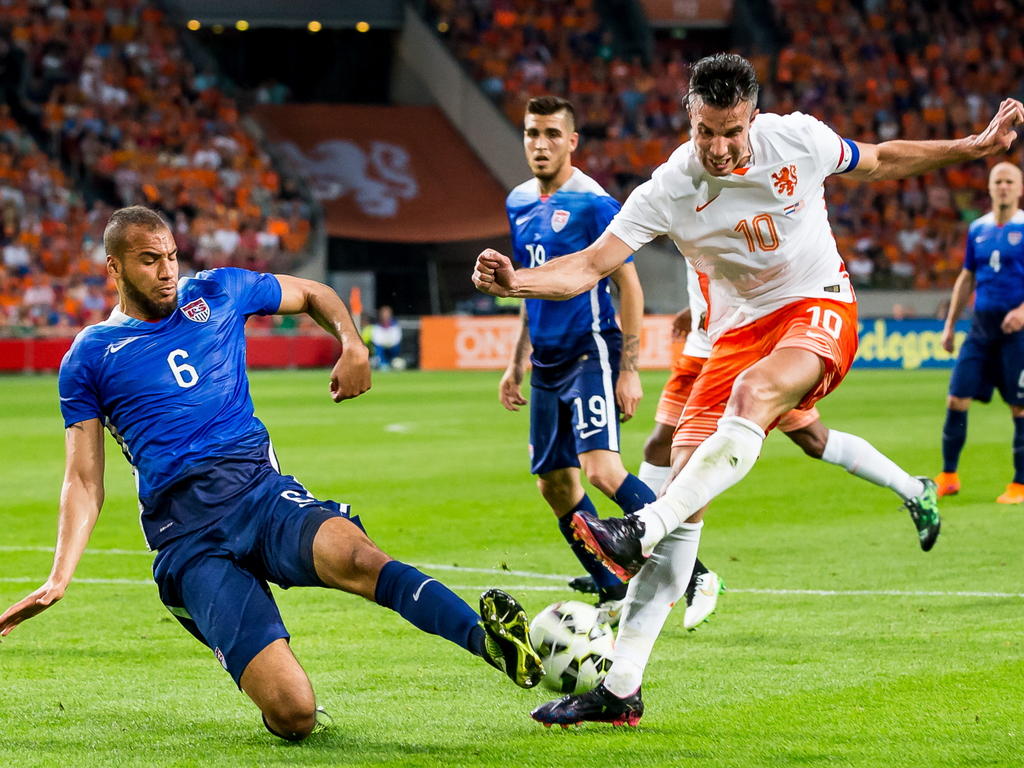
[308,515,542,688]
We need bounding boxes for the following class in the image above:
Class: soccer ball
[529,600,615,694]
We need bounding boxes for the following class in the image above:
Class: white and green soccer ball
[529,600,615,694]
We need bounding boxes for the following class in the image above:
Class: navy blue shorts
[949,312,1024,405]
[529,351,622,475]
[152,469,362,686]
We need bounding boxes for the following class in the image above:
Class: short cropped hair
[685,53,759,110]
[103,206,171,259]
[526,95,576,131]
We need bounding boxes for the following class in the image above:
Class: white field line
[0,549,1022,598]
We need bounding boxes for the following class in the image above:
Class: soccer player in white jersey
[501,95,715,624]
[473,53,1023,726]
[640,260,940,567]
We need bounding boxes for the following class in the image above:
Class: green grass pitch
[0,368,1021,767]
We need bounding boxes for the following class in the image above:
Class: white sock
[635,416,764,553]
[603,521,704,698]
[638,461,671,496]
[821,429,925,501]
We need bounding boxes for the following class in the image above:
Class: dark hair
[103,206,170,259]
[526,95,576,131]
[685,53,759,110]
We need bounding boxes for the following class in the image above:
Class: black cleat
[568,574,600,594]
[531,683,644,727]
[479,589,544,689]
[570,513,648,581]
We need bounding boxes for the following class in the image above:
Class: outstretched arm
[0,419,105,638]
[275,274,371,403]
[473,230,635,300]
[845,99,1024,182]
[610,261,644,421]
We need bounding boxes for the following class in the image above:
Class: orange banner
[420,315,683,370]
[252,104,510,243]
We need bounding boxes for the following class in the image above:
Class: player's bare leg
[240,639,318,741]
[639,422,675,494]
[936,395,971,496]
[786,419,940,550]
[573,347,824,576]
[312,517,542,688]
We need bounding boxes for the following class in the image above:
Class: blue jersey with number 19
[964,210,1024,314]
[506,168,629,367]
[57,267,282,549]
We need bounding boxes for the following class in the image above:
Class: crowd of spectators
[430,0,1024,290]
[0,0,314,334]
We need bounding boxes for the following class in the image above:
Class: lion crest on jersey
[180,297,211,323]
[551,209,571,233]
[771,164,799,197]
[1009,231,1022,246]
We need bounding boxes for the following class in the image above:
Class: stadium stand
[428,0,1024,291]
[0,0,312,332]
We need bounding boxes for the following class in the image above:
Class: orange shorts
[672,298,858,448]
[655,354,705,427]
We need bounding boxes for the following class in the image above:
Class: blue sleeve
[963,228,977,272]
[592,195,634,264]
[200,267,283,316]
[58,343,102,428]
[506,200,524,267]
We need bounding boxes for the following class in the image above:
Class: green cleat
[905,477,941,552]
[479,589,544,689]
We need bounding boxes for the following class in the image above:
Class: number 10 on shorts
[806,306,843,339]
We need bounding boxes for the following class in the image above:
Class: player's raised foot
[479,589,543,689]
[594,583,627,628]
[531,683,643,728]
[934,471,960,497]
[683,569,724,630]
[568,575,600,594]
[905,477,941,552]
[995,482,1024,504]
[571,513,647,582]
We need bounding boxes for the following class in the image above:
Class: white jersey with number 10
[607,111,858,341]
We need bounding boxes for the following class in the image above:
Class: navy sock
[558,494,621,591]
[374,560,481,655]
[942,409,968,473]
[611,473,657,514]
[1013,417,1024,484]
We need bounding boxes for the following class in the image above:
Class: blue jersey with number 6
[57,267,282,547]
[964,210,1024,314]
[506,168,629,367]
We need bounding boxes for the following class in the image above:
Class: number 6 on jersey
[167,349,200,389]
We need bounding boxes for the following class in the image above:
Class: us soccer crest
[1009,231,1022,246]
[551,209,571,232]
[180,297,211,323]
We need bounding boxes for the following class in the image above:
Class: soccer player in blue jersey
[0,206,543,741]
[937,162,1024,503]
[499,96,716,623]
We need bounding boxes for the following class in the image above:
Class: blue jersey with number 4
[506,168,629,367]
[964,210,1024,314]
[58,267,282,548]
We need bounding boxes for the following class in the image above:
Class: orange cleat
[995,482,1024,504]
[934,472,960,497]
